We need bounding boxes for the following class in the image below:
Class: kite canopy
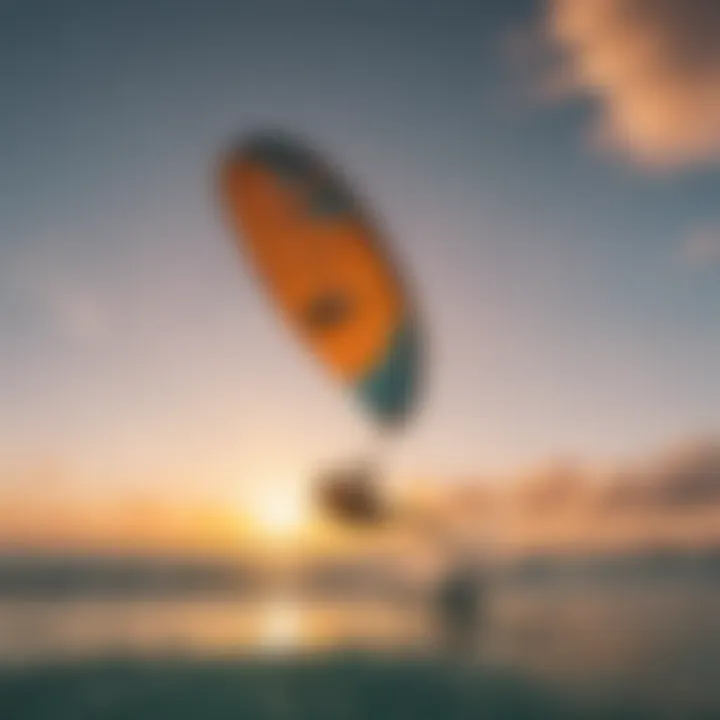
[219,130,420,427]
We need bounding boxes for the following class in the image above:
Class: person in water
[317,467,486,659]
[435,552,484,660]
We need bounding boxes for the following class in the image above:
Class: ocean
[1,568,718,718]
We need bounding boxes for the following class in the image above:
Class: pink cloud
[545,0,720,168]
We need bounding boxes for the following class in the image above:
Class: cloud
[683,223,720,267]
[543,0,720,168]
[417,440,720,555]
[8,256,109,343]
[514,461,590,513]
[3,440,720,557]
[504,441,720,516]
[603,440,720,511]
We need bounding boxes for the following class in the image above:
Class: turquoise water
[0,655,657,720]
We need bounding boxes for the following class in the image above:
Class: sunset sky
[2,0,720,549]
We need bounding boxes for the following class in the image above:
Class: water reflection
[0,597,430,665]
[259,600,301,653]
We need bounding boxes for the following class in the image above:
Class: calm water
[1,576,719,715]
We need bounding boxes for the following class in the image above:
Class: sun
[252,486,308,538]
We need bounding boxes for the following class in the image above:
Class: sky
[2,0,720,523]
